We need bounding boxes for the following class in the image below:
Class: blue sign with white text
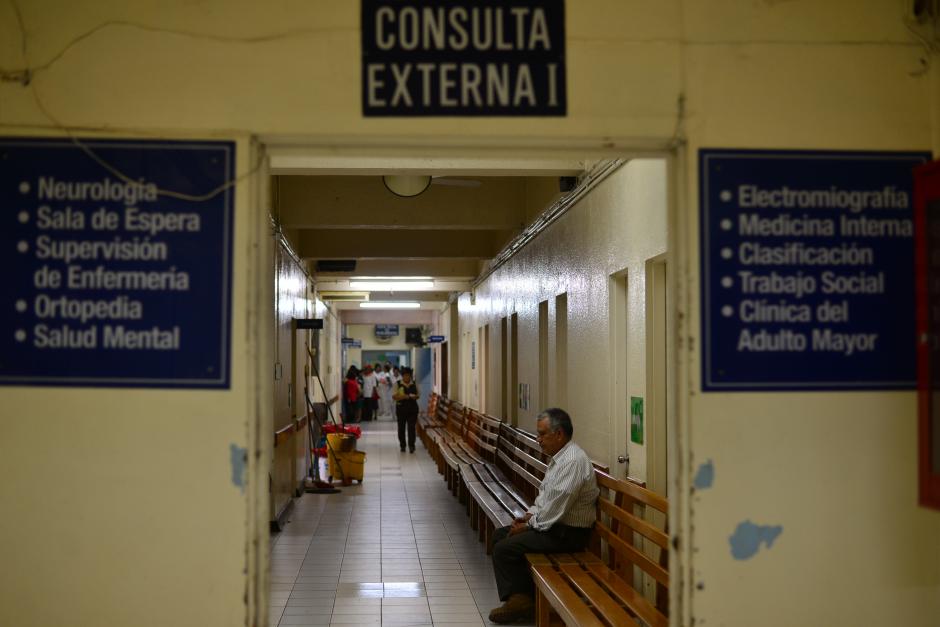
[700,149,931,391]
[0,138,235,388]
[375,324,399,337]
[428,335,445,343]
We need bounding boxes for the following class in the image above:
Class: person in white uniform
[360,365,378,421]
[374,363,392,418]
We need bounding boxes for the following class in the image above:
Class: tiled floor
[269,419,534,627]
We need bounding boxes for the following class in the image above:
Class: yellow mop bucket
[327,434,366,484]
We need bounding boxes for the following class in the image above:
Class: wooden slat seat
[466,462,530,516]
[417,392,444,449]
[440,438,484,497]
[452,422,546,552]
[427,397,458,467]
[419,394,450,460]
[530,555,611,627]
[462,481,516,537]
[430,401,469,490]
[461,456,529,550]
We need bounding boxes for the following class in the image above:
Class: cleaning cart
[325,431,366,484]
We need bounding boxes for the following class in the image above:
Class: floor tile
[270,420,507,625]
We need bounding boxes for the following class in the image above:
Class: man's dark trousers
[491,524,593,601]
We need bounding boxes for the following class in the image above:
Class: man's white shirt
[526,441,599,531]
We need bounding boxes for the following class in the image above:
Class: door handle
[617,455,628,464]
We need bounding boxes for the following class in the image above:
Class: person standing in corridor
[393,367,420,453]
[342,367,361,424]
[374,363,391,418]
[360,365,378,422]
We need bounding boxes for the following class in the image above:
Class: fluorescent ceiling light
[351,276,432,280]
[359,302,421,309]
[350,281,434,290]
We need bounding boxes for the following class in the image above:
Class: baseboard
[270,496,295,533]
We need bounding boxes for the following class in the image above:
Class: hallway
[269,421,530,627]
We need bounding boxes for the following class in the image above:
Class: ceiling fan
[382,175,481,197]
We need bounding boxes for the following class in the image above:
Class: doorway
[500,317,508,420]
[609,269,630,479]
[263,147,681,627]
[646,255,669,497]
[362,350,410,369]
[510,312,519,426]
[441,341,449,397]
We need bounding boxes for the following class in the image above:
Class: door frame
[645,253,670,497]
[258,138,687,624]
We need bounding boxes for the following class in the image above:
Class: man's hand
[508,512,534,536]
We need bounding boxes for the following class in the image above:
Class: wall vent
[316,259,357,272]
[319,291,369,302]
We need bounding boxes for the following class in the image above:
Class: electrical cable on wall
[900,0,939,75]
[1,0,277,201]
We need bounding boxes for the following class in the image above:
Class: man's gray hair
[538,408,573,439]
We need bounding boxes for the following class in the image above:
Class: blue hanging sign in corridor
[700,149,931,391]
[361,0,566,116]
[0,138,235,388]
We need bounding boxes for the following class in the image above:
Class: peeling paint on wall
[693,459,715,489]
[230,443,247,493]
[729,520,783,560]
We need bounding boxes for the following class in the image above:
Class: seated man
[488,408,600,624]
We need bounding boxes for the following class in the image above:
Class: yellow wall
[347,323,412,352]
[1,1,939,626]
[455,160,668,476]
[0,1,679,140]
[0,136,270,627]
[271,239,314,521]
[679,4,940,625]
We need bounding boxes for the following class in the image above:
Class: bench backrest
[435,395,451,424]
[445,401,466,437]
[592,469,669,616]
[496,424,548,501]
[426,392,439,418]
[464,409,501,462]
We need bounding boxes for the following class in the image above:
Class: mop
[303,346,346,493]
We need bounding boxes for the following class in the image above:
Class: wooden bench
[421,397,608,556]
[429,400,473,492]
[460,412,534,549]
[463,420,612,549]
[463,407,501,463]
[421,394,452,463]
[527,471,669,627]
[443,411,497,502]
[417,392,444,450]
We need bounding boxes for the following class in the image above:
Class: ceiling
[272,162,585,311]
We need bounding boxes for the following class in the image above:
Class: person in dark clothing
[392,367,420,452]
[342,367,361,424]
